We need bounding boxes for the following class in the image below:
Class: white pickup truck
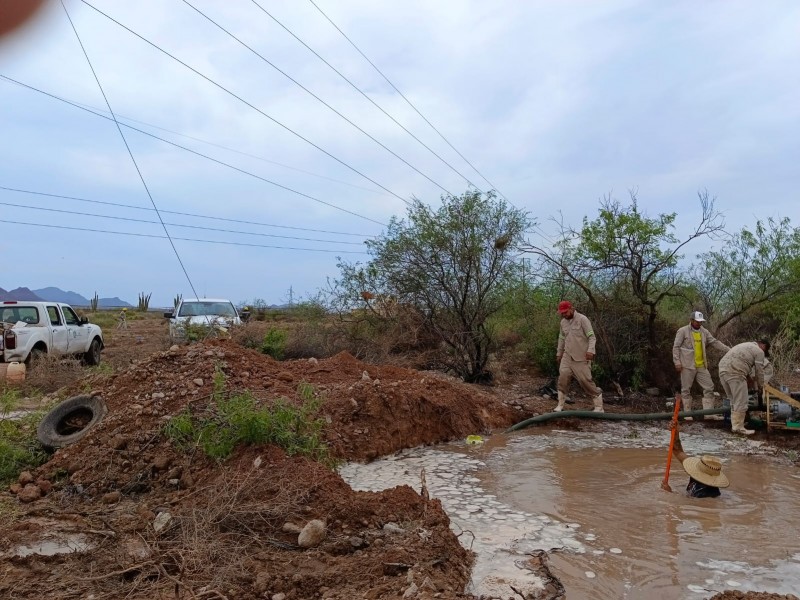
[0,301,104,365]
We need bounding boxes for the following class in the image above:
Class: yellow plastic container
[0,361,26,383]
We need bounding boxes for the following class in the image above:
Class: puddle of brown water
[485,434,800,599]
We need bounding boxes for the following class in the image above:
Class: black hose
[505,407,729,433]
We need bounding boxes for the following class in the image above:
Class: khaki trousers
[558,355,601,397]
[719,371,749,412]
[680,367,715,408]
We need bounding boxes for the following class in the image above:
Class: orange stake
[661,393,682,492]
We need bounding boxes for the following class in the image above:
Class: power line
[66,99,396,198]
[0,185,374,238]
[80,0,414,207]
[182,0,454,197]
[0,219,367,254]
[0,74,388,227]
[308,0,506,198]
[249,0,482,194]
[60,0,201,301]
[0,200,366,245]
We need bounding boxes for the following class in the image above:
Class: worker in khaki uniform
[555,301,603,413]
[718,340,770,435]
[672,311,730,420]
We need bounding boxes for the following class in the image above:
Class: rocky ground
[1,318,798,600]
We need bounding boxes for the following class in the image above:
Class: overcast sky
[1,0,798,307]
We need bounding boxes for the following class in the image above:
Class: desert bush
[21,354,87,395]
[260,328,287,360]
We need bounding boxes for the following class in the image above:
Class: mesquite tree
[332,190,531,382]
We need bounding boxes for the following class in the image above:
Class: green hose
[505,407,729,433]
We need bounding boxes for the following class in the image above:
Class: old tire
[83,338,102,366]
[37,395,108,450]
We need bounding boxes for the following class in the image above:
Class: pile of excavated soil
[710,592,799,600]
[0,340,528,600]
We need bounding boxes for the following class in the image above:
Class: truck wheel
[37,395,108,450]
[25,347,46,367]
[83,338,102,366]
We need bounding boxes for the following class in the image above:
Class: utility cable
[0,185,373,238]
[80,0,413,207]
[60,0,201,301]
[308,0,505,198]
[66,99,395,197]
[0,74,388,227]
[0,219,367,254]
[0,201,366,245]
[249,0,481,194]
[183,0,454,197]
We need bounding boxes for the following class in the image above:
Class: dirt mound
[1,340,528,599]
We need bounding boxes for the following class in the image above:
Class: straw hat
[681,455,730,488]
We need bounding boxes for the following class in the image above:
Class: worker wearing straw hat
[670,425,730,497]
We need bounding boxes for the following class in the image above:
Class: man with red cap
[555,301,604,412]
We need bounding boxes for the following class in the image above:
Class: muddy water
[340,424,800,599]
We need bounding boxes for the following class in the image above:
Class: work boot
[702,397,723,420]
[682,396,693,420]
[592,393,604,413]
[554,391,566,412]
[731,411,754,435]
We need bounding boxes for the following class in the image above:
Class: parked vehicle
[164,298,241,343]
[0,301,104,365]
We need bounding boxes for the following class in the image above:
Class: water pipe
[506,407,729,433]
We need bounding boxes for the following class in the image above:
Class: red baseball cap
[557,301,573,314]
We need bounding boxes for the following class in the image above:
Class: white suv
[164,298,241,343]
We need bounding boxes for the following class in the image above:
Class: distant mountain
[0,287,43,301]
[0,287,133,307]
[33,287,90,305]
[98,297,133,308]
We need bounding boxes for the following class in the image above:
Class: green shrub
[0,389,49,485]
[163,379,332,465]
[260,328,287,360]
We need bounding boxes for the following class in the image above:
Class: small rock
[361,370,371,381]
[17,484,42,503]
[383,522,405,534]
[152,392,165,399]
[179,473,194,489]
[153,511,172,533]
[308,357,318,365]
[102,491,122,504]
[277,371,294,382]
[297,519,326,548]
[166,466,183,479]
[271,594,286,600]
[18,471,34,485]
[111,435,128,450]
[192,378,204,387]
[152,455,172,470]
[35,479,52,494]
[402,582,418,598]
[349,536,366,548]
[282,522,302,534]
[9,483,22,495]
[169,344,180,352]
